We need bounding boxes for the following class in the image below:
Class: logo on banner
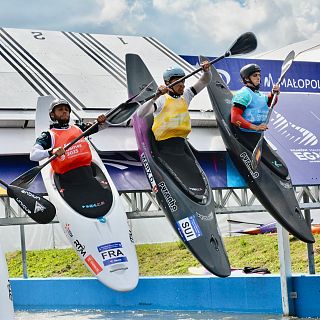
[271,111,320,163]
[264,73,320,91]
[177,215,202,242]
[217,69,231,85]
[97,242,128,266]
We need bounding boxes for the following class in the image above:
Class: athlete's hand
[155,85,169,98]
[97,114,106,124]
[201,60,211,72]
[253,123,268,131]
[272,84,280,95]
[52,147,65,156]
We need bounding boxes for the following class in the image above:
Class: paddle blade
[106,101,141,125]
[278,50,295,83]
[7,185,56,224]
[251,139,263,170]
[228,32,258,56]
[10,166,41,189]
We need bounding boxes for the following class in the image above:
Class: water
[14,310,319,319]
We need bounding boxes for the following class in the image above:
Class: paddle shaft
[254,91,278,145]
[251,50,296,169]
[141,54,229,104]
[128,32,256,105]
[0,179,9,189]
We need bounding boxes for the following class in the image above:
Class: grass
[6,234,320,278]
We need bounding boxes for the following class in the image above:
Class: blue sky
[0,0,319,56]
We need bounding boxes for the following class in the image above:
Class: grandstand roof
[254,34,320,62]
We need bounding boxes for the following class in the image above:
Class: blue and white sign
[181,55,320,94]
[177,215,202,242]
[97,242,128,266]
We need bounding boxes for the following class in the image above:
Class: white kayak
[0,243,14,319]
[35,95,139,291]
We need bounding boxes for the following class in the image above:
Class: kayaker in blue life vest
[231,63,280,132]
[30,98,107,175]
[137,61,211,154]
[231,64,288,177]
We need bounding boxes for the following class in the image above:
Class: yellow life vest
[152,94,191,141]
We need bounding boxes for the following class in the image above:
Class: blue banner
[181,55,320,94]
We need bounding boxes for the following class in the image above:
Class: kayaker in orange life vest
[30,98,107,176]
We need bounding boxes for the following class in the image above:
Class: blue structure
[11,275,320,318]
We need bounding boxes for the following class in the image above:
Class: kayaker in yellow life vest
[137,61,211,154]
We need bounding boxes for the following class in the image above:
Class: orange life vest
[51,125,92,174]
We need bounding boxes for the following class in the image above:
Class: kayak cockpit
[54,163,113,218]
[146,116,209,204]
[232,124,289,179]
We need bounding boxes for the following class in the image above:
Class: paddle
[131,32,258,105]
[251,50,295,170]
[227,219,264,226]
[0,179,56,224]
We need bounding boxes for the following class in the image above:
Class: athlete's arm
[191,65,212,95]
[30,131,53,161]
[137,86,167,117]
[231,104,267,131]
[267,93,278,106]
[231,105,252,130]
[76,121,99,136]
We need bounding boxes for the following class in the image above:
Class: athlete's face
[168,77,185,95]
[51,105,70,124]
[248,72,261,86]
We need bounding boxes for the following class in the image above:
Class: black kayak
[126,53,231,277]
[203,59,314,243]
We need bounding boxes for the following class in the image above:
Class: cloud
[80,0,148,34]
[0,0,319,56]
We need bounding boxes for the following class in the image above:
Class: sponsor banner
[177,215,202,242]
[267,92,320,185]
[1,134,319,193]
[181,55,320,94]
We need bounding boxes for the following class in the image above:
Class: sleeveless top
[232,86,269,133]
[152,93,191,141]
[50,125,92,174]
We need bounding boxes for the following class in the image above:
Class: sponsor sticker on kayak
[97,242,128,266]
[177,215,202,242]
[85,255,103,275]
[141,152,158,193]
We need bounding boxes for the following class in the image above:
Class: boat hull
[36,96,139,291]
[204,62,314,243]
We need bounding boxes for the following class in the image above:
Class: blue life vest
[232,87,269,133]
